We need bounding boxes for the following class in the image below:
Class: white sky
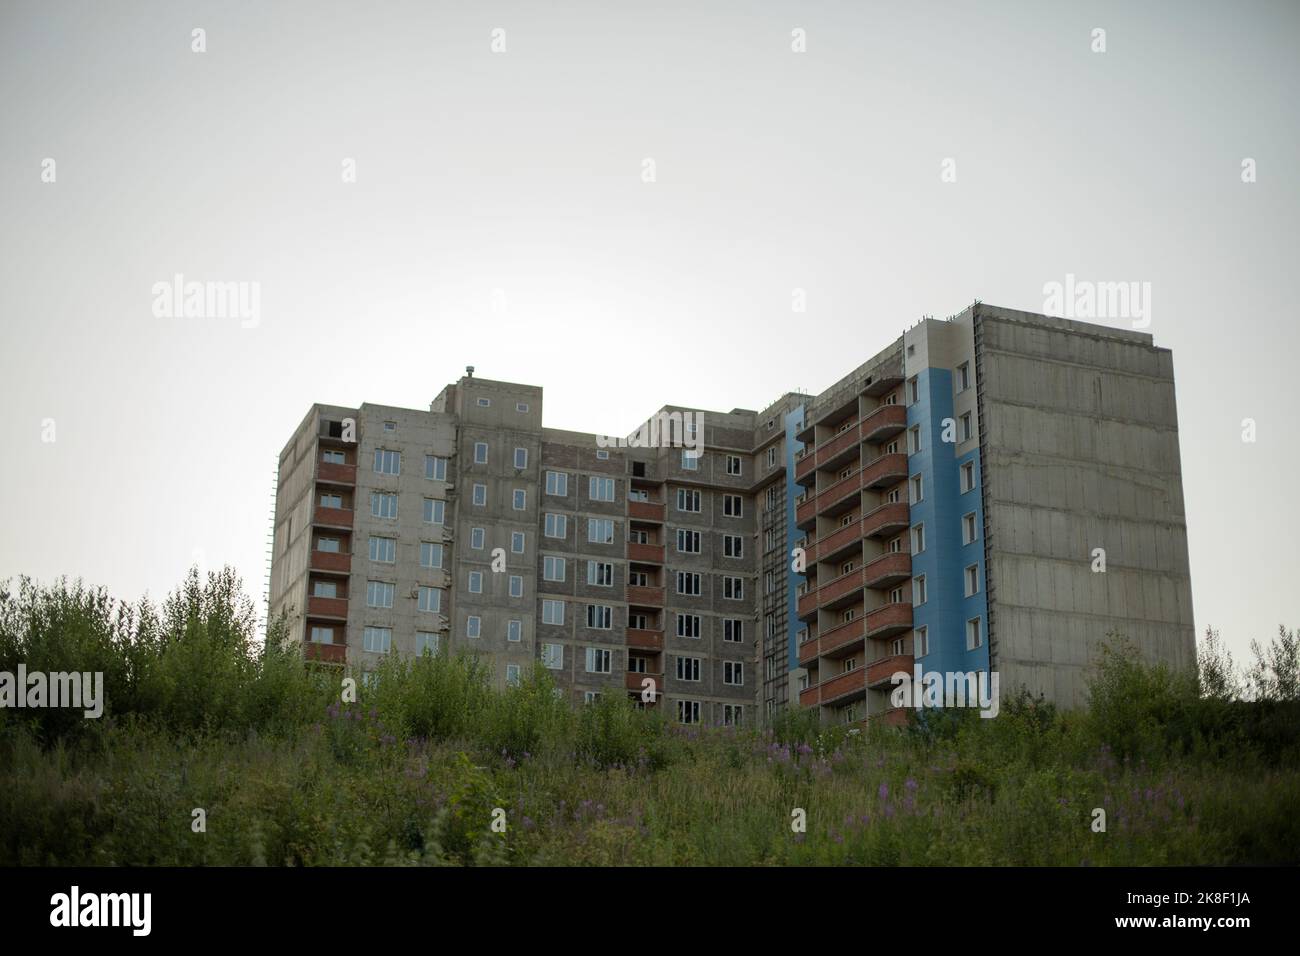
[2,0,1297,664]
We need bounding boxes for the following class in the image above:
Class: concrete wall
[973,304,1196,706]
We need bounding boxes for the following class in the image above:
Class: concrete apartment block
[268,304,1196,726]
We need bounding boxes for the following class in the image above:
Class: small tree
[1197,626,1240,700]
[1246,625,1300,702]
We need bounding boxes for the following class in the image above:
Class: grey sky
[1,0,1297,663]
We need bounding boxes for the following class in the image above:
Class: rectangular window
[589,476,616,502]
[319,492,342,509]
[316,536,341,553]
[910,474,923,504]
[767,446,777,467]
[505,664,521,687]
[470,527,486,550]
[544,513,568,538]
[586,605,612,629]
[676,614,701,638]
[369,492,397,519]
[677,700,700,725]
[722,494,743,517]
[477,397,491,407]
[726,455,742,476]
[516,402,530,413]
[967,617,983,650]
[512,489,527,511]
[961,461,975,493]
[914,575,927,606]
[546,471,568,496]
[585,647,612,673]
[416,632,440,656]
[425,455,447,481]
[312,580,338,599]
[513,447,528,469]
[472,483,487,506]
[586,561,614,587]
[418,587,441,613]
[423,498,445,525]
[468,571,483,594]
[724,661,744,686]
[511,531,526,554]
[466,615,481,639]
[309,625,334,644]
[723,534,743,558]
[542,599,565,625]
[541,643,563,669]
[507,619,523,642]
[963,512,978,545]
[368,536,396,563]
[681,448,699,471]
[723,576,744,600]
[676,488,701,512]
[322,449,345,465]
[595,450,609,460]
[474,442,489,464]
[373,449,400,475]
[960,412,973,443]
[676,528,701,553]
[908,376,919,404]
[908,426,920,455]
[911,523,925,555]
[509,575,523,598]
[915,626,929,657]
[676,571,701,596]
[587,518,615,544]
[723,704,743,727]
[965,564,980,597]
[543,556,567,581]
[363,626,392,653]
[957,362,970,392]
[723,619,743,643]
[676,656,700,681]
[419,542,444,569]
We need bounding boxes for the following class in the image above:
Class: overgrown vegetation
[1,570,1297,865]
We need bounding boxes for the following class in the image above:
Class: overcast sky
[2,0,1297,663]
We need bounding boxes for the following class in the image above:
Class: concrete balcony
[626,585,665,606]
[819,618,866,658]
[795,493,817,529]
[306,595,349,620]
[861,452,909,489]
[305,641,346,665]
[627,542,665,564]
[805,518,863,567]
[313,506,354,529]
[625,671,664,693]
[860,403,907,444]
[628,500,665,523]
[864,602,913,638]
[799,682,821,708]
[626,628,664,650]
[817,566,865,611]
[798,633,820,667]
[794,421,861,483]
[868,653,914,689]
[310,550,352,574]
[796,585,818,621]
[819,667,867,706]
[317,461,357,485]
[815,468,863,519]
[863,550,911,589]
[862,501,910,539]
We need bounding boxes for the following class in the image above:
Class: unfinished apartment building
[269,303,1196,726]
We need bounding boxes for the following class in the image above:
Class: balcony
[799,682,821,708]
[307,595,349,620]
[317,461,357,485]
[313,506,354,529]
[819,667,867,706]
[817,566,865,611]
[310,550,352,574]
[862,501,910,539]
[819,618,866,658]
[861,452,909,489]
[794,421,861,483]
[864,602,913,638]
[863,550,911,589]
[860,403,908,444]
[628,500,665,523]
[627,542,665,564]
[795,493,817,529]
[798,633,820,667]
[626,585,665,606]
[868,653,914,690]
[796,585,818,621]
[626,628,664,650]
[815,468,863,518]
[304,641,346,665]
[804,518,863,567]
[625,671,664,693]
